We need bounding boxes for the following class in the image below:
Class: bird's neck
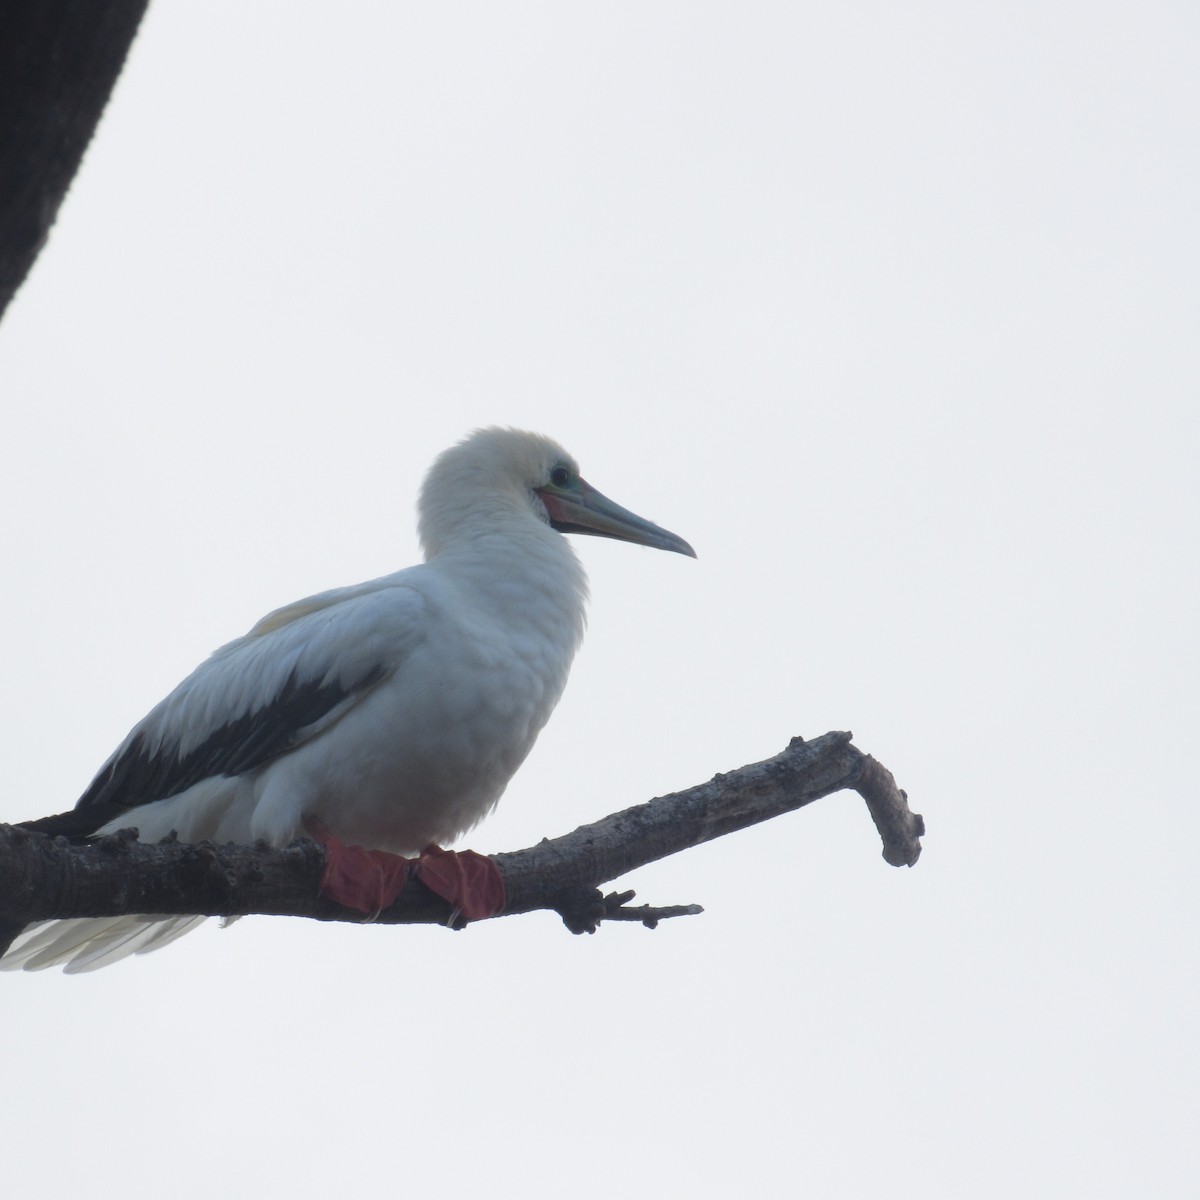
[431,527,589,652]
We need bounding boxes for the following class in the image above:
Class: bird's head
[418,427,696,560]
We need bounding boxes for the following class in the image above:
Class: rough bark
[0,732,923,939]
[0,0,150,320]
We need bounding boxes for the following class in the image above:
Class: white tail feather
[2,918,131,970]
[1,915,210,973]
[63,916,209,974]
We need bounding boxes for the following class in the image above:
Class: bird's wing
[26,576,428,838]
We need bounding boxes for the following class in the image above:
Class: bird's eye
[549,465,572,488]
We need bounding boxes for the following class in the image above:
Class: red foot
[414,844,506,922]
[304,818,505,922]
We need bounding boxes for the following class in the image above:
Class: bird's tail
[0,919,27,960]
[0,914,208,973]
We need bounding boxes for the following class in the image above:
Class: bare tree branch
[0,732,923,940]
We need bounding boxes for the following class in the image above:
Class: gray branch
[0,732,923,937]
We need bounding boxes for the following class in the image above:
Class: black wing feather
[21,663,387,840]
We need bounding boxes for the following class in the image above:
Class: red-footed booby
[1,428,694,972]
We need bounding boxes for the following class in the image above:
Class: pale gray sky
[3,4,1197,1197]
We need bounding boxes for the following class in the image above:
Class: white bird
[1,428,694,972]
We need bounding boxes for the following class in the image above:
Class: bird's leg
[412,844,506,924]
[303,817,415,918]
[303,818,505,922]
